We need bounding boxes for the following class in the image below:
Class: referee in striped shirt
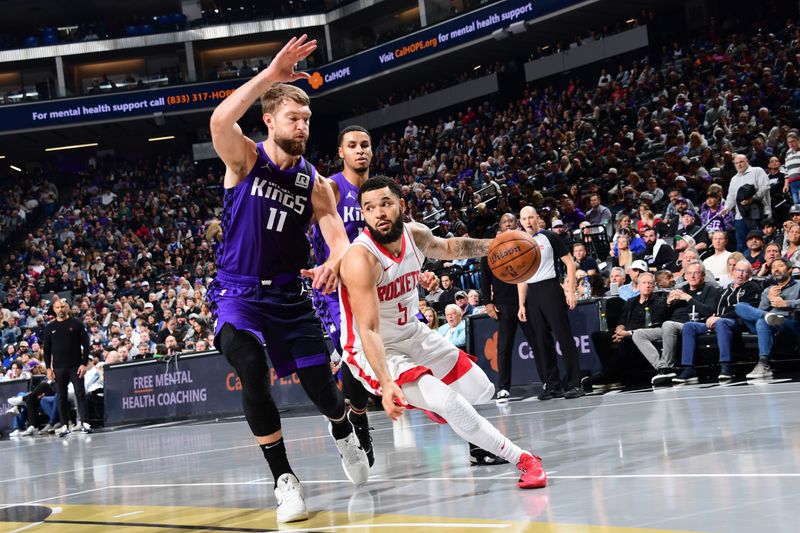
[517,206,584,400]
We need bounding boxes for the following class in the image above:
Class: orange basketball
[487,230,541,284]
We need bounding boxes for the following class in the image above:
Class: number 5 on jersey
[397,302,408,325]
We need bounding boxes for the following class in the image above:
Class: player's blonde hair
[260,83,310,115]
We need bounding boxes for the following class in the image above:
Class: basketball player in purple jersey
[208,35,368,524]
[310,126,375,466]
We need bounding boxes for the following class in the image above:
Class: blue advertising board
[467,299,602,386]
[0,0,585,134]
[104,350,314,426]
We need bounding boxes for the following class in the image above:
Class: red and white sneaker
[516,453,547,489]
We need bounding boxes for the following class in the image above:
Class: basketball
[487,230,541,284]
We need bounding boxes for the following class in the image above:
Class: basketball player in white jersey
[338,176,547,489]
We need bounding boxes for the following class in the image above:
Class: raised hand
[265,34,318,83]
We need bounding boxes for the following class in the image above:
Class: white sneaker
[746,362,773,379]
[274,473,308,523]
[9,428,22,437]
[80,422,92,434]
[495,389,510,404]
[328,421,369,486]
[58,424,71,437]
[21,425,36,436]
[5,406,19,415]
[765,313,785,327]
[38,424,53,435]
[7,395,23,407]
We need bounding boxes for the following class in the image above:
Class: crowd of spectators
[3,14,800,392]
[1,154,221,383]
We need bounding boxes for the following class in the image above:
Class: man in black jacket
[43,299,92,436]
[480,213,521,403]
[586,272,666,388]
[633,261,719,385]
[674,260,761,383]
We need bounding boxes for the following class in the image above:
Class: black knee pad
[217,323,280,435]
[341,363,370,410]
[296,364,345,420]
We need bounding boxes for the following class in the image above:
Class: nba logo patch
[295,173,310,189]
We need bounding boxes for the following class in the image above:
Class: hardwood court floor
[2,376,800,532]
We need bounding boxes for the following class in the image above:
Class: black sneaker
[563,386,585,399]
[537,386,564,401]
[348,412,374,468]
[469,444,509,466]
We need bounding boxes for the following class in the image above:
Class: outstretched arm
[301,175,348,294]
[409,221,491,260]
[210,35,317,184]
[340,247,408,420]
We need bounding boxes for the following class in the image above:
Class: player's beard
[367,214,404,245]
[274,133,306,156]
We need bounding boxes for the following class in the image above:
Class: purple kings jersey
[216,142,316,280]
[310,172,364,265]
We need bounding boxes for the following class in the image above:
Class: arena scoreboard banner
[0,0,587,134]
[104,350,311,426]
[0,79,242,134]
[304,0,584,95]
[467,299,603,385]
[0,378,29,435]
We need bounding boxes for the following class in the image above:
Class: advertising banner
[467,300,602,385]
[304,0,582,95]
[104,351,311,425]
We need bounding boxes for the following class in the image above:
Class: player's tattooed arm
[409,222,491,260]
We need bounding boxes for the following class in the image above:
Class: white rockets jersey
[339,223,425,349]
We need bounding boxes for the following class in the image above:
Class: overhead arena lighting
[10,165,22,172]
[148,135,176,142]
[0,155,5,159]
[509,21,527,34]
[45,142,99,152]
[491,28,509,41]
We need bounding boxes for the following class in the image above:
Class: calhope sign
[467,300,603,385]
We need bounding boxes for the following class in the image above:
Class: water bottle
[644,306,652,327]
[583,276,591,299]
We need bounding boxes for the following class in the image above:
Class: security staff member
[517,206,584,400]
[43,299,92,436]
[480,213,522,403]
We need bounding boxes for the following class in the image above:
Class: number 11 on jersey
[266,207,287,232]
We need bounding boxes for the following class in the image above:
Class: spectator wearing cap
[664,189,695,225]
[550,219,573,248]
[673,176,697,205]
[437,219,453,238]
[453,291,472,316]
[700,188,734,235]
[619,260,648,301]
[783,132,800,204]
[744,230,766,270]
[724,154,771,252]
[674,211,709,253]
